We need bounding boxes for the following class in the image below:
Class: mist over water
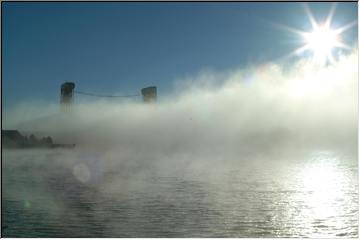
[3,51,358,237]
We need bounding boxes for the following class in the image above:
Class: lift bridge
[60,82,157,111]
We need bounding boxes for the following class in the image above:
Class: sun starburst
[277,4,356,65]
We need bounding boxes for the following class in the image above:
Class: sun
[302,25,340,63]
[277,4,356,64]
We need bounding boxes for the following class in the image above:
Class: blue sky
[2,2,357,109]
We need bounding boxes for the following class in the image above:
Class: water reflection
[286,151,358,237]
[2,149,358,237]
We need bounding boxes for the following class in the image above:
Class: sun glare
[303,25,339,62]
[279,4,356,65]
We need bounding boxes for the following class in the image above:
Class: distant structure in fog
[60,82,156,105]
[60,82,75,110]
[141,86,157,102]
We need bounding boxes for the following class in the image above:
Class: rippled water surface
[2,149,358,237]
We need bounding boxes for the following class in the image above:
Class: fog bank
[3,51,358,164]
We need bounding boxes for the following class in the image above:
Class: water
[2,149,358,237]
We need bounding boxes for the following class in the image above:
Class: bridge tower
[141,86,157,103]
[60,82,75,111]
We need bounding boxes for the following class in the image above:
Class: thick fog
[2,49,357,185]
[4,50,357,157]
[3,50,358,237]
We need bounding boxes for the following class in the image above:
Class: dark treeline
[2,130,74,149]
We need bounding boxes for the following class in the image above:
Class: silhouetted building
[141,86,157,102]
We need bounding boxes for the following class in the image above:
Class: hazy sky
[2,2,357,109]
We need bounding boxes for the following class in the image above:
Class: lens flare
[303,25,340,63]
[276,3,356,65]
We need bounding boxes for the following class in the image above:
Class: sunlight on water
[2,149,358,237]
[289,151,358,237]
